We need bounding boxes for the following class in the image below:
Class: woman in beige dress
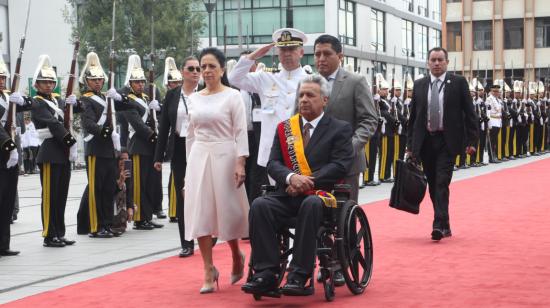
[185,47,249,294]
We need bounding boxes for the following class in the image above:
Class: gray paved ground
[1,154,547,304]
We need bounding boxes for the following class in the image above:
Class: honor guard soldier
[160,57,182,224]
[77,52,129,238]
[228,28,308,177]
[502,81,517,159]
[487,83,503,163]
[375,73,397,183]
[497,80,512,161]
[536,81,546,153]
[391,78,407,162]
[475,80,490,165]
[0,57,32,256]
[107,55,163,230]
[526,82,538,154]
[31,55,80,247]
[513,81,528,158]
[400,74,413,160]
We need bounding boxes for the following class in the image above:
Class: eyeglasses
[186,66,201,72]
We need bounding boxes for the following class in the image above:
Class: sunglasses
[186,66,201,72]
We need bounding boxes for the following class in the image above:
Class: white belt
[37,128,53,142]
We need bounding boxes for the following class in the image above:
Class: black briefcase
[389,159,427,214]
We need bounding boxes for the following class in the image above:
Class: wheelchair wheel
[337,200,373,295]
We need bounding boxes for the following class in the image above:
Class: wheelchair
[244,184,373,302]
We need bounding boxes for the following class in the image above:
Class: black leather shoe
[133,222,154,230]
[281,275,314,296]
[241,270,278,294]
[179,247,194,257]
[366,180,380,186]
[0,249,20,256]
[44,237,66,247]
[431,228,452,241]
[333,270,345,287]
[97,230,113,238]
[107,228,122,237]
[11,214,17,222]
[169,217,178,223]
[146,221,164,228]
[154,210,167,219]
[59,237,75,245]
[380,178,394,183]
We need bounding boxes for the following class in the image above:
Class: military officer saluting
[78,52,129,238]
[228,28,308,174]
[0,57,32,256]
[487,83,503,163]
[106,55,163,230]
[31,55,80,247]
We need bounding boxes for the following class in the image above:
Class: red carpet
[6,159,550,307]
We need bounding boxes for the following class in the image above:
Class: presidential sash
[276,114,337,208]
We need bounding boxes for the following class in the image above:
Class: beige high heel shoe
[199,267,219,294]
[230,252,245,285]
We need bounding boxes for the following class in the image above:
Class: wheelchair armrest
[333,184,351,193]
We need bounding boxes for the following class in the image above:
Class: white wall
[8,0,73,94]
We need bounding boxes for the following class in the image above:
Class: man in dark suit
[313,34,378,201]
[406,47,478,241]
[242,75,354,296]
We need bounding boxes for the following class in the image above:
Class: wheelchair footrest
[243,288,282,298]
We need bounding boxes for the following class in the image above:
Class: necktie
[429,79,440,131]
[302,122,313,148]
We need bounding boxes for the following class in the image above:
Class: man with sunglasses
[228,28,308,180]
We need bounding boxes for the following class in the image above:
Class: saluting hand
[247,43,275,61]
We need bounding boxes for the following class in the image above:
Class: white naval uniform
[487,95,502,128]
[229,56,307,167]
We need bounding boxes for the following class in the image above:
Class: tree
[66,0,205,89]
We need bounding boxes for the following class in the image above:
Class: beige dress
[184,87,249,241]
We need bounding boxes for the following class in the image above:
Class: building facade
[197,0,442,84]
[443,0,550,85]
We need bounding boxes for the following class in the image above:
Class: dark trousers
[245,130,267,205]
[378,135,394,180]
[517,125,528,156]
[363,134,379,183]
[250,195,324,276]
[83,156,117,233]
[477,126,487,163]
[489,127,501,161]
[420,133,454,230]
[131,154,154,222]
[39,162,71,239]
[0,167,18,250]
[507,126,516,157]
[398,134,407,161]
[171,155,194,249]
[151,167,163,213]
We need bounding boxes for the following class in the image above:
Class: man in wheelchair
[242,75,354,296]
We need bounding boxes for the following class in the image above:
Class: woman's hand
[234,157,246,188]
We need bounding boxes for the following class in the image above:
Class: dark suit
[325,69,378,200]
[407,73,478,230]
[153,85,193,249]
[31,93,80,239]
[249,115,353,277]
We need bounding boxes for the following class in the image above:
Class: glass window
[447,0,461,2]
[446,22,462,51]
[431,0,441,21]
[504,19,523,49]
[403,0,414,12]
[429,28,441,49]
[415,24,428,60]
[294,6,324,33]
[473,20,492,50]
[372,61,387,80]
[371,9,385,52]
[417,0,429,18]
[339,0,356,46]
[535,17,550,48]
[402,19,414,57]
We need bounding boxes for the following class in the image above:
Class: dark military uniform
[31,92,79,245]
[120,89,158,227]
[77,90,130,235]
[378,97,397,181]
[0,90,31,253]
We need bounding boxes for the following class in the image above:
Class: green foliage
[67,0,205,88]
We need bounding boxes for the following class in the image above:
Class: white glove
[111,131,121,151]
[66,94,77,105]
[148,100,161,111]
[69,144,78,162]
[9,92,25,106]
[390,97,398,103]
[106,88,122,101]
[6,149,18,169]
[373,94,380,101]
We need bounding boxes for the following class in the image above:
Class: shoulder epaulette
[2,90,11,95]
[83,92,94,97]
[52,93,61,98]
[128,93,138,100]
[33,95,44,100]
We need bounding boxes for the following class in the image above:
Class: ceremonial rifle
[147,12,158,134]
[390,47,399,133]
[64,39,80,135]
[106,0,116,132]
[4,0,31,140]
